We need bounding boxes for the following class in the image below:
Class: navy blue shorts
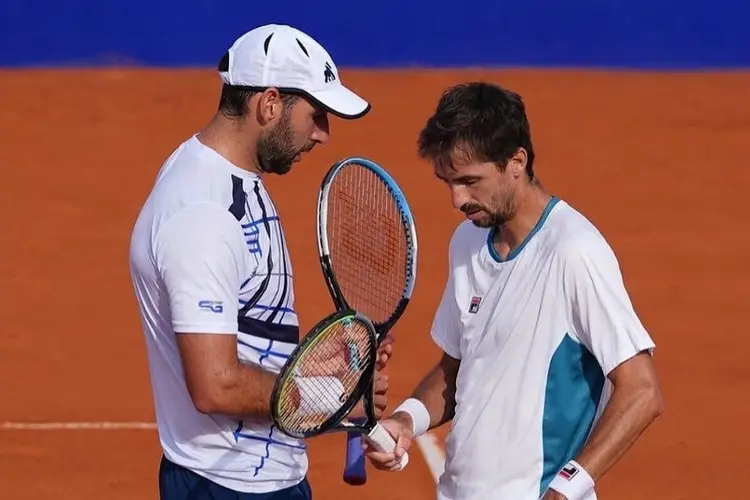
[159,455,312,500]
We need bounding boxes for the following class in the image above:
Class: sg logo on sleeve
[198,300,224,313]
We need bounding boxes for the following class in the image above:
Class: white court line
[415,432,445,483]
[1,421,447,485]
[0,421,156,430]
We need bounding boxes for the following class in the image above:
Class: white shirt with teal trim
[431,197,656,500]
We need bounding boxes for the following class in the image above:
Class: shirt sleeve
[561,231,656,376]
[155,203,247,335]
[430,235,462,360]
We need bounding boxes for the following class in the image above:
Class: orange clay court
[0,68,748,499]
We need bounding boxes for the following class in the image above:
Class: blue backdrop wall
[2,0,748,69]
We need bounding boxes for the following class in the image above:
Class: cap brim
[308,84,371,120]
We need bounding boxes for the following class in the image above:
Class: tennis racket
[316,157,418,485]
[269,308,410,468]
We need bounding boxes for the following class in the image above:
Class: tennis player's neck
[197,115,264,176]
[493,187,552,260]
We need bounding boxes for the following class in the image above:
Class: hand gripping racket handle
[367,423,410,469]
[344,424,409,486]
[367,424,409,470]
[343,421,410,485]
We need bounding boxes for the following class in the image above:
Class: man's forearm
[403,353,460,431]
[575,382,663,481]
[192,360,277,418]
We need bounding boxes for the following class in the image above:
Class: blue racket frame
[315,156,418,485]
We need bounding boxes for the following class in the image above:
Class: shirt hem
[431,332,462,360]
[163,450,307,494]
[603,340,656,376]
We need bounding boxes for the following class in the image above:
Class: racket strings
[327,165,410,326]
[275,318,375,434]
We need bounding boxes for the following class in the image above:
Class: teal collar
[486,196,560,263]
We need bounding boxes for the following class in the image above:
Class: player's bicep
[439,351,461,384]
[562,234,655,375]
[156,204,246,335]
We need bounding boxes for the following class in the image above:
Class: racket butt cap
[343,430,368,485]
[343,475,367,486]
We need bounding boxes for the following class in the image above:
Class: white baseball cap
[218,24,371,120]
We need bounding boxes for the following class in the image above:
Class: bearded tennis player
[129,24,394,500]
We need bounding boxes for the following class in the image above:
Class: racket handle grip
[366,423,410,470]
[343,430,367,485]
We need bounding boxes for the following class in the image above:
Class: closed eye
[435,174,479,186]
[457,177,479,186]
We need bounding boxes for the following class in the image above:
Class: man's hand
[376,334,395,371]
[302,333,393,376]
[541,490,568,500]
[349,371,389,420]
[351,335,394,419]
[363,411,413,471]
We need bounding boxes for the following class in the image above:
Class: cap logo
[296,39,310,58]
[263,33,274,55]
[324,61,336,83]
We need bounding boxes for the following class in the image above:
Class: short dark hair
[216,51,298,117]
[217,85,300,117]
[417,82,536,179]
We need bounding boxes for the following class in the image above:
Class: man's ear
[507,147,528,179]
[256,87,284,126]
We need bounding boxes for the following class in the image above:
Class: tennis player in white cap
[129,24,392,500]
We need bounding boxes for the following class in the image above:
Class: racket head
[316,156,418,339]
[270,309,379,440]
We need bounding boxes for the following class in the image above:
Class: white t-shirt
[129,135,306,493]
[431,197,655,500]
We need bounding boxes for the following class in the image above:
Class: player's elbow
[190,389,225,414]
[643,382,665,421]
[187,371,237,415]
[629,379,665,426]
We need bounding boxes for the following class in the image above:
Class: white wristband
[392,398,430,438]
[547,460,595,500]
[294,377,345,416]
